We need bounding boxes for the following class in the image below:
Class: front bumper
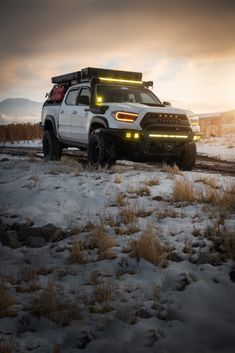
[101,128,201,160]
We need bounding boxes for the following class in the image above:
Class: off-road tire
[88,132,116,168]
[176,142,196,171]
[43,130,62,161]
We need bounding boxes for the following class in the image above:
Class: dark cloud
[0,0,234,100]
[1,0,235,57]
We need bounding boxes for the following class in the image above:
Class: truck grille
[140,113,190,131]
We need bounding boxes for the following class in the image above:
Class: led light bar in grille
[149,134,188,139]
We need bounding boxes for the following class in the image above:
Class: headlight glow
[112,111,139,123]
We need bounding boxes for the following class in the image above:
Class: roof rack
[52,67,143,85]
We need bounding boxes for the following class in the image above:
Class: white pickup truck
[41,67,201,170]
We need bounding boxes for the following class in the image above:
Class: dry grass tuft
[18,266,39,283]
[115,191,126,207]
[118,204,138,225]
[0,282,16,318]
[131,225,170,267]
[173,177,195,203]
[144,176,160,187]
[92,277,114,303]
[31,283,81,325]
[205,225,235,260]
[89,271,100,285]
[161,164,182,175]
[156,208,179,219]
[90,224,116,260]
[119,202,151,225]
[200,183,235,210]
[127,185,151,197]
[31,283,59,318]
[126,223,139,235]
[0,341,14,353]
[69,240,88,264]
[195,176,218,189]
[114,175,122,184]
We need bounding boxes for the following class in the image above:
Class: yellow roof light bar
[149,134,188,139]
[99,77,143,85]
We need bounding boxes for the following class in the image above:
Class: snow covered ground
[2,135,235,162]
[197,136,235,162]
[0,141,235,353]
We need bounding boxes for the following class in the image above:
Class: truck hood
[106,102,189,116]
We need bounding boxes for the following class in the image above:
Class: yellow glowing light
[97,96,103,104]
[99,77,143,85]
[115,112,139,123]
[191,122,199,126]
[149,134,188,139]
[193,135,201,141]
[134,133,140,139]
[126,132,131,138]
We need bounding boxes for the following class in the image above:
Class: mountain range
[0,98,234,125]
[0,98,42,125]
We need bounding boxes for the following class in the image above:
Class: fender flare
[89,116,109,135]
[44,115,57,135]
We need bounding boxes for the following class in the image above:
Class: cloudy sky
[0,0,234,113]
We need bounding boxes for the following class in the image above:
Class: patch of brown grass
[92,277,114,303]
[118,204,138,225]
[18,266,39,283]
[69,240,88,264]
[195,176,218,189]
[156,208,179,219]
[90,224,116,260]
[31,283,82,325]
[130,225,170,267]
[127,185,151,197]
[0,340,14,353]
[173,177,195,203]
[0,282,16,318]
[114,175,122,184]
[200,184,235,210]
[89,271,100,285]
[126,224,139,235]
[0,123,42,143]
[161,164,182,175]
[119,202,151,224]
[204,225,235,260]
[115,191,126,207]
[144,177,160,187]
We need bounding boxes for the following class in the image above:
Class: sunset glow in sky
[0,0,234,113]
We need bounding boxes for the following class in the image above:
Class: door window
[77,87,90,105]
[65,89,79,105]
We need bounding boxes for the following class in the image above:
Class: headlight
[189,115,199,127]
[112,111,139,123]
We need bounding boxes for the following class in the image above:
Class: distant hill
[0,98,42,125]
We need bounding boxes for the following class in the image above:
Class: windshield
[96,84,163,106]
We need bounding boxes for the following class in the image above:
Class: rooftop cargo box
[52,67,142,85]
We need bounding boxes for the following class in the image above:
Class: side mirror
[77,95,90,105]
[163,101,171,107]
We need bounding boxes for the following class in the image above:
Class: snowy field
[0,139,235,353]
[197,136,235,162]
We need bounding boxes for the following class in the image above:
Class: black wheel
[88,132,116,168]
[43,130,62,161]
[176,142,196,171]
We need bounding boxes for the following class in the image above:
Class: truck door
[70,87,90,142]
[58,88,80,140]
